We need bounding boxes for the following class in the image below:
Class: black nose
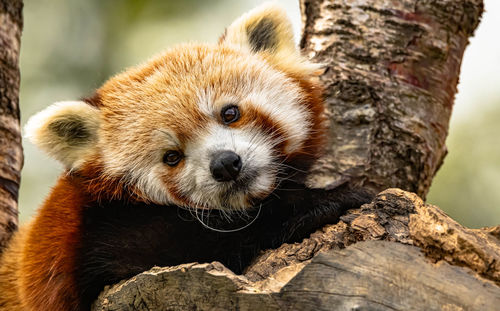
[210,150,242,182]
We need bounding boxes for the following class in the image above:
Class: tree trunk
[90,0,500,309]
[301,0,483,198]
[0,0,23,253]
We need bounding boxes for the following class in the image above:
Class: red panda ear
[24,101,100,169]
[220,2,320,76]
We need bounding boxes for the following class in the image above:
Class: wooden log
[93,189,500,310]
[93,241,500,311]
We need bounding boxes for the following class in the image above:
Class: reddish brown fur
[7,177,86,311]
[81,92,102,108]
[74,159,145,203]
[287,75,327,164]
[238,104,288,155]
[163,182,193,208]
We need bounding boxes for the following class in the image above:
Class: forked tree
[1,0,499,310]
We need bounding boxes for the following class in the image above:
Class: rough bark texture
[0,0,23,252]
[245,189,500,286]
[92,0,495,309]
[94,189,500,311]
[94,241,500,311]
[300,0,483,198]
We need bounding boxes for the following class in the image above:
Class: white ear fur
[222,2,320,76]
[24,101,100,169]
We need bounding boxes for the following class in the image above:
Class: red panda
[0,4,372,311]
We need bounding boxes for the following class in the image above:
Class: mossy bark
[0,0,23,252]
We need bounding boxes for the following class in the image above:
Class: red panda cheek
[158,162,193,206]
[163,179,191,207]
[282,76,327,166]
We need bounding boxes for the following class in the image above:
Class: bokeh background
[18,0,499,228]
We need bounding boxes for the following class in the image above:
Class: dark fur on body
[75,181,373,309]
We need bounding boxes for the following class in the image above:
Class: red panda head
[25,3,325,211]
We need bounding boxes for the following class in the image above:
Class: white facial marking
[177,123,276,211]
[244,80,311,154]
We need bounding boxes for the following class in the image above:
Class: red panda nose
[210,150,242,182]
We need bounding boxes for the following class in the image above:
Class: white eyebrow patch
[197,89,241,119]
[151,129,182,149]
[244,88,310,154]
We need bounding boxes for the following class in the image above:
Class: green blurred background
[18,0,500,228]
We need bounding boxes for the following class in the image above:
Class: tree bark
[301,0,482,198]
[91,0,498,309]
[0,0,23,253]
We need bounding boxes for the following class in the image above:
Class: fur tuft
[24,101,100,169]
[221,2,321,76]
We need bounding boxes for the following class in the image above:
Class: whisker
[194,204,262,233]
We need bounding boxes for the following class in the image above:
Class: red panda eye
[221,105,240,124]
[163,150,182,166]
